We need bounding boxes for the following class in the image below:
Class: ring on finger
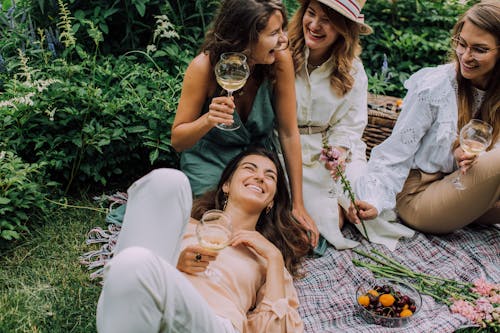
[194,253,202,263]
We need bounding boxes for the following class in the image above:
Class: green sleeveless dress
[180,79,277,196]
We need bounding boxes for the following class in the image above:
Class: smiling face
[302,0,340,62]
[223,154,277,213]
[457,19,499,89]
[249,10,287,65]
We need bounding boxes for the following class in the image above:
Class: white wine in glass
[452,119,493,190]
[196,209,232,280]
[214,52,250,131]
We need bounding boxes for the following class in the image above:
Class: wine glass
[196,209,232,280]
[214,52,250,131]
[452,119,493,190]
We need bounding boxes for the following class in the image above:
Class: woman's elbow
[170,132,185,152]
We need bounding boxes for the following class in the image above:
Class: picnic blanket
[295,223,500,333]
[81,195,499,332]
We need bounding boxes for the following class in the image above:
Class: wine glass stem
[453,170,466,190]
[227,90,236,122]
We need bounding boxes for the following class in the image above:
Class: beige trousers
[396,147,500,233]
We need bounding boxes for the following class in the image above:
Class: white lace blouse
[354,63,494,214]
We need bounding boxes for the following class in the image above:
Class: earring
[266,204,273,214]
[223,192,228,210]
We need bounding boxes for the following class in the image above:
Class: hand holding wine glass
[196,209,232,280]
[452,119,493,190]
[214,52,250,131]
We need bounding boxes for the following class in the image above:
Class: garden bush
[0,2,187,194]
[0,150,51,242]
[1,47,183,193]
[22,0,219,56]
[360,0,477,97]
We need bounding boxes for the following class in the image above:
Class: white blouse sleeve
[327,60,368,159]
[354,68,438,214]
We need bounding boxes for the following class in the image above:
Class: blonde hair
[451,0,500,150]
[288,0,362,96]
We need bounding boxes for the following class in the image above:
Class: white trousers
[96,168,237,333]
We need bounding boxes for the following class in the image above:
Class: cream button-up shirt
[295,48,369,249]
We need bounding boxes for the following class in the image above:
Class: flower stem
[352,249,480,306]
[336,166,370,241]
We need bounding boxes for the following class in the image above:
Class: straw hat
[311,0,373,34]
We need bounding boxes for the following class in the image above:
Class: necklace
[307,61,323,71]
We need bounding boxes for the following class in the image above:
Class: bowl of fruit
[356,278,422,327]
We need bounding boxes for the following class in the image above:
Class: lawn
[0,201,106,333]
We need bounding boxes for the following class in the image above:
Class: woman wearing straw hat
[285,0,414,253]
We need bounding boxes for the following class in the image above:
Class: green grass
[0,201,107,333]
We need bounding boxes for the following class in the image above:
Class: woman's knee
[104,247,157,287]
[129,168,191,203]
[146,168,190,196]
[473,147,500,177]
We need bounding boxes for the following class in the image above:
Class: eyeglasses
[451,36,499,60]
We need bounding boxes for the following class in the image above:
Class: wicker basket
[363,94,402,159]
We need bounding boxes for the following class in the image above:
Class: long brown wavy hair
[200,0,288,83]
[451,0,499,150]
[191,147,311,278]
[288,0,363,96]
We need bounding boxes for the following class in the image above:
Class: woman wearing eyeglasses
[348,0,499,233]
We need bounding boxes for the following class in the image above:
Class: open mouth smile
[246,184,264,193]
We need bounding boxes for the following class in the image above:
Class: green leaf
[149,149,159,164]
[0,197,11,205]
[134,2,146,17]
[1,229,20,240]
[126,126,148,133]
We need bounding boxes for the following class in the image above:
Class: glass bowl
[355,278,422,327]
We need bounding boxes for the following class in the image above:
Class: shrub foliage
[361,0,476,97]
[0,151,49,241]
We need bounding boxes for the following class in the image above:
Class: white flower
[147,45,157,54]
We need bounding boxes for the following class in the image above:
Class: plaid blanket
[294,223,500,333]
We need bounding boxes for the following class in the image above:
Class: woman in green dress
[171,0,318,245]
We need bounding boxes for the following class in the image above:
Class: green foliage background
[0,0,476,242]
[361,0,477,97]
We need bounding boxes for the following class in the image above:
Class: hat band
[335,0,362,19]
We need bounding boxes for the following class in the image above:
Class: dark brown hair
[200,0,288,82]
[192,147,310,277]
[451,0,499,149]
